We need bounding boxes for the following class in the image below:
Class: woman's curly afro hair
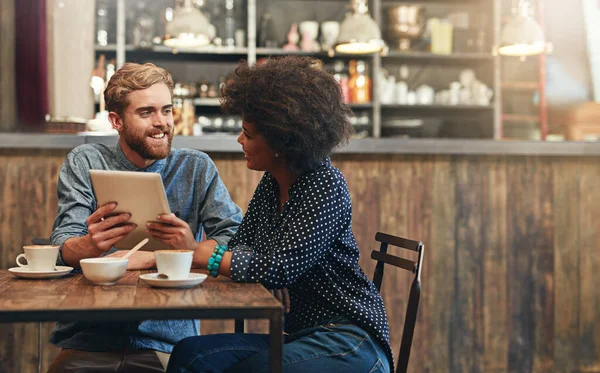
[220,56,354,175]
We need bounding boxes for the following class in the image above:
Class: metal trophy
[386,5,426,51]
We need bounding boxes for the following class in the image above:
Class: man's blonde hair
[104,62,174,115]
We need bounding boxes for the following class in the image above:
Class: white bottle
[395,65,410,105]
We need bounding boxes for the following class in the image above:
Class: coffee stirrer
[122,238,150,260]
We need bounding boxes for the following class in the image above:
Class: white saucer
[8,266,74,279]
[139,273,207,289]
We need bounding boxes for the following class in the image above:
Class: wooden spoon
[121,238,149,260]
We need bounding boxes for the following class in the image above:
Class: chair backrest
[31,237,52,245]
[371,232,424,373]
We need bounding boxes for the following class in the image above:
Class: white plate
[139,273,207,289]
[8,266,74,279]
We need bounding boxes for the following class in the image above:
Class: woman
[166,56,393,373]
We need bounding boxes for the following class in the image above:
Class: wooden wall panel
[577,162,600,373]
[403,155,433,373]
[430,157,456,373]
[0,149,67,373]
[482,157,508,373]
[1,149,600,373]
[336,154,382,275]
[505,157,555,373]
[0,0,16,130]
[553,160,581,373]
[531,160,554,373]
[453,158,486,373]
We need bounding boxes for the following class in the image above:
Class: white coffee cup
[16,245,59,272]
[155,250,193,280]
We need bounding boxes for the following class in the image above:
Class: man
[47,62,243,372]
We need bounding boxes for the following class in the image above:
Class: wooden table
[0,270,284,373]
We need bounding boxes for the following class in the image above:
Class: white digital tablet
[89,170,171,251]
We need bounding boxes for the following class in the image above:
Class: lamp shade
[164,0,212,48]
[335,0,385,54]
[498,1,547,56]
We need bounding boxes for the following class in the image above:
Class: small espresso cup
[155,250,193,280]
[16,245,59,272]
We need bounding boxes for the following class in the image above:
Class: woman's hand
[105,250,156,270]
[146,213,197,251]
[272,288,291,313]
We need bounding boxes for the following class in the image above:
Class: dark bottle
[258,13,278,48]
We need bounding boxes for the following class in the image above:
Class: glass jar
[349,60,371,104]
[333,60,351,104]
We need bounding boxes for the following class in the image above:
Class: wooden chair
[371,232,424,373]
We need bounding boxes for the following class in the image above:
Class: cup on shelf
[299,21,320,52]
[320,21,340,51]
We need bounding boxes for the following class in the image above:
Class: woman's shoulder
[291,161,348,201]
[305,160,346,187]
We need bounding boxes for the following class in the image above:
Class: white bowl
[80,257,128,285]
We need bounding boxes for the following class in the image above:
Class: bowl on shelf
[386,5,426,51]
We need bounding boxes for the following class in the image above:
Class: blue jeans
[166,321,390,373]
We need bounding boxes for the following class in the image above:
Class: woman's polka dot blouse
[228,159,393,370]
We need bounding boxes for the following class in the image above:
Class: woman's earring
[275,153,279,158]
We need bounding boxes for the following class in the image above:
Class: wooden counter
[0,146,599,373]
[3,132,600,156]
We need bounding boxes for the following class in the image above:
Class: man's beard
[122,121,173,160]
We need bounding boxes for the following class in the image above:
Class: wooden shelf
[383,0,480,4]
[382,104,494,110]
[256,48,327,56]
[255,48,370,59]
[383,50,493,62]
[94,44,118,52]
[95,44,248,56]
[502,114,540,123]
[193,99,373,110]
[501,81,539,91]
[150,45,248,55]
[193,98,221,107]
[349,103,374,109]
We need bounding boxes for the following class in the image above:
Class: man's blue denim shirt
[49,143,242,353]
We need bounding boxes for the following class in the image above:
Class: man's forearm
[61,235,103,269]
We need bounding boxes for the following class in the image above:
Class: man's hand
[106,250,156,270]
[86,202,136,253]
[61,202,136,269]
[146,213,197,251]
[273,288,291,313]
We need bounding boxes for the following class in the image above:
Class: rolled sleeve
[229,249,254,282]
[50,151,96,266]
[51,231,83,267]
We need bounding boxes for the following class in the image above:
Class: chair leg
[234,319,245,333]
[38,322,42,373]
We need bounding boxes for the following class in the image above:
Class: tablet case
[89,170,172,251]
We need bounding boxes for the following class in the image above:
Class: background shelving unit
[498,0,548,140]
[96,0,502,139]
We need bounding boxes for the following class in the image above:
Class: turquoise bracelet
[207,245,226,278]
